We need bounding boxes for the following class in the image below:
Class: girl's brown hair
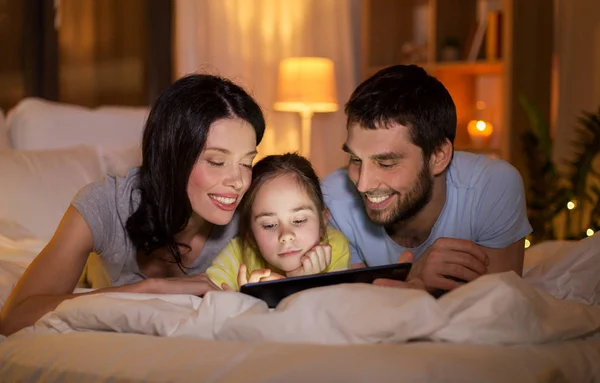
[238,152,328,251]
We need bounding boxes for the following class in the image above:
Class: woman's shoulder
[71,167,141,212]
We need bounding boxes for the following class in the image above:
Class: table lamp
[274,57,338,159]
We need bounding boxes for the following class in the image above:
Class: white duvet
[23,271,600,346]
[3,232,600,346]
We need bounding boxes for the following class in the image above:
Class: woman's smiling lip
[278,250,301,257]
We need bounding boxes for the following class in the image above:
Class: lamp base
[299,110,314,159]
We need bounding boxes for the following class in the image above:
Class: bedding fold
[25,271,600,346]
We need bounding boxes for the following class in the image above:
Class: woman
[0,74,266,336]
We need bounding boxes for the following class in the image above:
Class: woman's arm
[0,206,137,335]
[0,206,217,336]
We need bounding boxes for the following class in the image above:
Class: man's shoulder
[321,168,359,203]
[449,151,523,190]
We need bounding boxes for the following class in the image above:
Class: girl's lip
[278,250,301,257]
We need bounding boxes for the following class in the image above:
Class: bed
[0,98,599,382]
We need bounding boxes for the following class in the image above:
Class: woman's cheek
[241,170,252,193]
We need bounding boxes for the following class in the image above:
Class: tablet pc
[239,262,412,308]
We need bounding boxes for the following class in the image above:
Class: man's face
[343,122,433,226]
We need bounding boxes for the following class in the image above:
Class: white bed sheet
[23,272,600,346]
[1,231,599,382]
[0,331,599,383]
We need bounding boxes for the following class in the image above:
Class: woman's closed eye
[292,218,308,225]
[207,160,225,167]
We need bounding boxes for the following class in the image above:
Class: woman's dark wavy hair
[238,153,328,253]
[126,73,265,271]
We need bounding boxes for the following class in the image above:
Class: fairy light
[567,201,576,210]
[586,228,594,237]
[524,239,531,248]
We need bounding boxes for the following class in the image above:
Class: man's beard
[362,164,434,226]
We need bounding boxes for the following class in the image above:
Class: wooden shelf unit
[360,0,553,178]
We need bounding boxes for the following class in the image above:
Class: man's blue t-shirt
[321,151,533,266]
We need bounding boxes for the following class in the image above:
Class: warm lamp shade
[274,57,338,113]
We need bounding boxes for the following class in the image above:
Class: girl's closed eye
[261,222,277,230]
[292,217,308,225]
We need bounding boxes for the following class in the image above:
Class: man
[321,64,532,292]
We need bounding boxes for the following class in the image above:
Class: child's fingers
[318,245,331,270]
[248,269,272,284]
[221,283,234,291]
[313,247,326,271]
[237,264,248,288]
[302,254,315,274]
[310,245,332,271]
[323,245,332,267]
[259,273,285,282]
[306,251,321,274]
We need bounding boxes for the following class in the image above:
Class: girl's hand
[287,244,332,277]
[236,264,284,288]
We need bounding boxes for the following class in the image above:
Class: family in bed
[0,64,531,336]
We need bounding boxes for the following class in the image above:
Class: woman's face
[187,118,258,226]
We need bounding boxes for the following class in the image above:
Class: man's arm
[483,238,525,276]
[473,160,531,273]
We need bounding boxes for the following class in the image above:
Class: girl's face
[187,118,258,226]
[250,174,324,272]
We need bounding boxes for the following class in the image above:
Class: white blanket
[26,271,600,345]
[3,231,600,346]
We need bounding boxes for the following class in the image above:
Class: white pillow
[100,144,142,177]
[523,234,600,305]
[0,145,105,240]
[0,109,9,150]
[6,98,148,152]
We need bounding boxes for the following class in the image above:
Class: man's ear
[429,138,453,176]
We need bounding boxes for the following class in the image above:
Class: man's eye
[378,162,396,169]
[349,156,361,164]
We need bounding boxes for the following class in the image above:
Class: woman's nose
[224,165,244,191]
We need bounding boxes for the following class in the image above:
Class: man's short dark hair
[345,65,456,159]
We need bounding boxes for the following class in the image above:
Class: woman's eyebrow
[204,147,258,156]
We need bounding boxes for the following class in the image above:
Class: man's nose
[355,164,376,193]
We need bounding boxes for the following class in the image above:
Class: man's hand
[373,238,489,291]
[286,244,332,277]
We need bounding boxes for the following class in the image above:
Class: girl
[0,74,266,336]
[207,153,351,291]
